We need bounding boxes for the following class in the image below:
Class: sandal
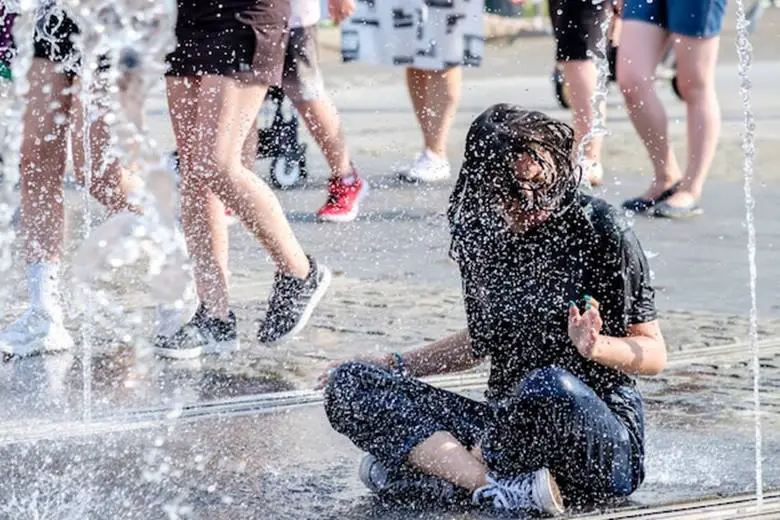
[621,182,681,214]
[652,200,704,219]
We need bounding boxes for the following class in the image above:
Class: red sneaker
[317,174,368,223]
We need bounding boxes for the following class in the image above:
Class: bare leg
[406,67,429,151]
[167,76,231,315]
[665,34,721,207]
[70,74,143,214]
[562,60,604,168]
[617,21,682,200]
[20,58,71,264]
[188,75,309,316]
[408,431,489,492]
[292,97,352,178]
[418,67,462,157]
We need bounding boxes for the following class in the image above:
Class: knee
[674,73,716,104]
[512,366,588,406]
[323,361,376,427]
[616,61,651,100]
[190,146,239,185]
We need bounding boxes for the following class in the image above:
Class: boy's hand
[568,296,603,360]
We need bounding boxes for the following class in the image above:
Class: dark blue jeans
[324,362,645,500]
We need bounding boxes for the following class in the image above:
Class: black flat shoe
[622,182,681,213]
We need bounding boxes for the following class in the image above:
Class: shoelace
[473,475,535,511]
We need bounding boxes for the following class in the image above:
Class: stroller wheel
[270,151,308,190]
[670,76,683,101]
[552,67,570,109]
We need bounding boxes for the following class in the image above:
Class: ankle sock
[27,262,61,316]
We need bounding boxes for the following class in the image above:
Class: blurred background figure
[548,0,620,187]
[340,0,485,183]
[618,0,727,219]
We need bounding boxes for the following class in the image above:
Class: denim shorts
[623,0,727,38]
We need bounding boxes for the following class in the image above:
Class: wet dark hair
[447,104,581,261]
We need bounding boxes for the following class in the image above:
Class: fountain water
[732,0,763,506]
[1,0,187,422]
[575,2,612,189]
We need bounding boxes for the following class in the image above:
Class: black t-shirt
[459,194,657,401]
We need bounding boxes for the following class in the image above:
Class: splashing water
[1,0,186,422]
[0,0,36,319]
[575,2,612,189]
[732,0,762,506]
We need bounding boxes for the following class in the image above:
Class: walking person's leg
[0,58,75,356]
[281,26,367,222]
[617,1,683,213]
[400,66,461,183]
[651,0,726,218]
[548,0,612,186]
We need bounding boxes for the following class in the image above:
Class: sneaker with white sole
[472,468,565,516]
[399,149,451,183]
[257,256,331,344]
[0,308,74,357]
[359,454,461,504]
[154,304,239,360]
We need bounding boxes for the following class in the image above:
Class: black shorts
[548,0,612,62]
[33,11,110,77]
[166,0,290,85]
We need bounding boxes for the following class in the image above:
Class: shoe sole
[398,170,451,183]
[1,333,74,358]
[359,454,382,492]
[533,468,565,516]
[317,182,370,224]
[260,265,333,345]
[154,338,240,360]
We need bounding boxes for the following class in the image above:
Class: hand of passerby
[315,355,389,390]
[568,295,603,360]
[328,0,356,24]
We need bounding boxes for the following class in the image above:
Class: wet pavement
[1,340,779,519]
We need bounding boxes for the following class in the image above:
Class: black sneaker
[154,305,239,360]
[257,256,332,344]
[359,454,464,505]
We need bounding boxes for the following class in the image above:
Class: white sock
[27,262,61,316]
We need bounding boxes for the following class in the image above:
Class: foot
[652,191,704,219]
[399,149,451,183]
[622,181,681,214]
[317,170,368,223]
[359,454,461,504]
[154,304,239,360]
[0,308,74,357]
[579,160,604,187]
[257,256,332,344]
[472,468,565,516]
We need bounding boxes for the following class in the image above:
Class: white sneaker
[473,468,564,516]
[399,150,451,183]
[0,308,74,357]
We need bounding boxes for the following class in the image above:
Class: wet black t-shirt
[459,194,657,401]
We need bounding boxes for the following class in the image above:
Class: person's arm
[396,328,484,378]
